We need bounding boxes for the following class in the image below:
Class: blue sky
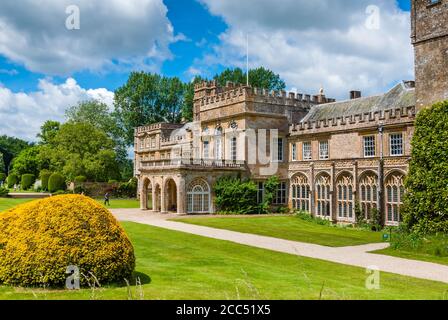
[0,0,413,140]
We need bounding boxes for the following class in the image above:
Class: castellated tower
[412,0,448,109]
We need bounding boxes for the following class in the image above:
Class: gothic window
[303,142,312,160]
[385,173,405,225]
[319,141,329,160]
[187,179,210,213]
[336,173,354,220]
[291,174,310,212]
[363,136,376,158]
[359,173,378,220]
[315,174,331,217]
[390,133,404,156]
[276,138,284,162]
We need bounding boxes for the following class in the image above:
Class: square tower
[412,0,448,109]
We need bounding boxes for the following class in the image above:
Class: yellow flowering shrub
[0,195,135,287]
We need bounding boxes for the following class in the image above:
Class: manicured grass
[0,198,139,212]
[373,247,448,266]
[0,222,447,300]
[0,198,34,212]
[95,198,140,209]
[172,216,382,247]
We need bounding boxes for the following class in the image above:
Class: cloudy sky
[0,0,412,141]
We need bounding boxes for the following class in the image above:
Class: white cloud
[0,0,180,75]
[197,0,414,100]
[0,78,114,141]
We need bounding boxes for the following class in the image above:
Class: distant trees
[213,67,286,92]
[0,135,32,175]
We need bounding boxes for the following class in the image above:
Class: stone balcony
[138,158,247,172]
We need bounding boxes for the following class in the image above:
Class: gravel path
[112,209,448,284]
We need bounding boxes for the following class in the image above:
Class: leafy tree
[37,121,60,145]
[214,67,286,91]
[114,72,187,145]
[10,146,50,177]
[40,170,52,192]
[21,174,36,190]
[182,76,205,122]
[403,101,448,235]
[0,135,32,175]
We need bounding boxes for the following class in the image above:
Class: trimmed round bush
[48,173,66,193]
[40,170,52,191]
[21,174,35,190]
[0,195,135,287]
[6,174,18,188]
[74,175,87,184]
[0,173,6,183]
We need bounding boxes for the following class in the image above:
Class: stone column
[152,187,158,212]
[177,177,186,215]
[160,180,167,213]
[140,184,146,210]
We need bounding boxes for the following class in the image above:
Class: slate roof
[301,81,415,123]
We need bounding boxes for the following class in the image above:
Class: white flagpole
[246,34,249,86]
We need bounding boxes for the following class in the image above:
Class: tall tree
[0,135,32,175]
[113,72,187,145]
[214,67,286,91]
[37,121,60,145]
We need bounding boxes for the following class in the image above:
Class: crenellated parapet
[194,81,334,112]
[289,105,416,134]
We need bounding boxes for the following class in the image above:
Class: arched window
[315,173,331,218]
[291,174,310,212]
[359,173,378,220]
[336,173,354,221]
[385,173,405,225]
[187,179,210,213]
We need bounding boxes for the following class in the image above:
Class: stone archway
[165,179,178,212]
[141,178,153,210]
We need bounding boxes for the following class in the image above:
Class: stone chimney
[350,90,362,100]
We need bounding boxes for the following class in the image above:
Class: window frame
[302,141,312,161]
[363,135,376,158]
[319,140,329,160]
[291,143,297,161]
[389,133,404,157]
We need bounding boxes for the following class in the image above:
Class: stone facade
[134,1,447,226]
[412,0,448,109]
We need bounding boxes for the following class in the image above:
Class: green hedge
[40,170,52,191]
[403,100,448,234]
[48,173,66,193]
[0,187,8,197]
[74,176,87,183]
[21,174,35,190]
[6,174,18,189]
[0,173,6,183]
[214,177,259,214]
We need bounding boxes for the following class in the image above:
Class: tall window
[315,174,331,217]
[291,143,297,161]
[386,173,405,225]
[291,174,310,212]
[231,137,237,161]
[303,142,312,160]
[363,136,376,158]
[257,182,264,204]
[390,133,403,156]
[273,182,287,205]
[336,174,354,220]
[215,127,223,160]
[319,141,329,160]
[203,141,210,159]
[151,137,156,148]
[277,138,284,162]
[359,173,378,220]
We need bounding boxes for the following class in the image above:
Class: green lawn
[0,198,33,212]
[0,221,447,300]
[171,216,382,247]
[373,248,448,266]
[0,198,139,212]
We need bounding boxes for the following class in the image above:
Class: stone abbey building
[134,0,448,225]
